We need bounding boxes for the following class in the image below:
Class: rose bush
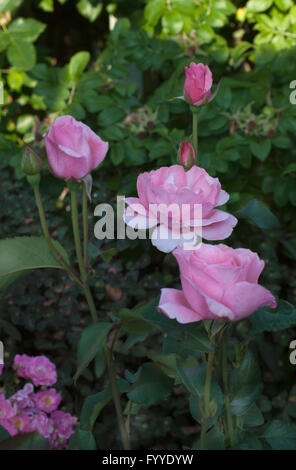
[0,0,296,453]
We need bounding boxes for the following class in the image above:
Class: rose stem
[200,348,215,450]
[70,185,97,323]
[31,178,83,288]
[192,111,198,163]
[82,183,89,271]
[222,332,235,448]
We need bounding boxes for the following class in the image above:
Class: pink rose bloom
[183,62,213,106]
[0,394,16,421]
[124,165,237,252]
[13,354,32,379]
[45,115,108,180]
[51,410,77,439]
[26,356,57,387]
[177,141,195,170]
[9,383,35,410]
[0,394,17,436]
[34,389,61,413]
[31,412,54,439]
[8,413,31,434]
[158,244,277,324]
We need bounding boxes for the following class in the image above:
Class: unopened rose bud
[21,145,42,176]
[177,141,196,170]
[183,62,213,107]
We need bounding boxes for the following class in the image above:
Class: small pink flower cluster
[0,355,77,449]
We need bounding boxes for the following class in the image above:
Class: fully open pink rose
[124,165,237,253]
[45,115,108,180]
[158,244,277,323]
[183,62,213,106]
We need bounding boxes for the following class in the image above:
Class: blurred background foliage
[1,0,296,450]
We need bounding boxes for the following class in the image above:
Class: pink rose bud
[45,115,108,180]
[183,62,213,107]
[158,244,277,324]
[177,141,195,170]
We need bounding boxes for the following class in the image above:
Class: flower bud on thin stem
[177,140,196,170]
[21,145,43,176]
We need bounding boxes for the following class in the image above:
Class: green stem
[70,188,86,280]
[222,333,235,449]
[104,342,131,450]
[32,182,83,289]
[70,186,97,323]
[192,111,198,163]
[200,349,215,450]
[82,184,89,271]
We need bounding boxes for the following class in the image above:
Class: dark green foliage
[0,0,296,451]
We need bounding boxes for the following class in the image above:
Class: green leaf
[38,0,54,11]
[76,0,103,22]
[7,40,36,71]
[0,31,10,52]
[162,11,184,35]
[80,379,128,431]
[282,163,296,176]
[127,363,174,406]
[74,322,112,382]
[16,114,35,134]
[101,126,125,142]
[175,324,213,353]
[80,388,112,431]
[0,425,10,444]
[203,427,225,450]
[230,349,262,416]
[0,432,48,450]
[69,51,90,81]
[249,139,271,161]
[149,139,173,160]
[246,0,273,12]
[193,426,225,450]
[249,300,296,335]
[190,384,223,428]
[98,107,126,127]
[263,420,296,450]
[7,70,23,91]
[0,319,22,340]
[243,403,264,428]
[237,199,280,230]
[8,18,46,42]
[0,236,69,290]
[274,0,292,10]
[110,143,125,166]
[0,0,23,11]
[235,430,263,450]
[67,429,96,450]
[176,358,202,398]
[30,63,69,111]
